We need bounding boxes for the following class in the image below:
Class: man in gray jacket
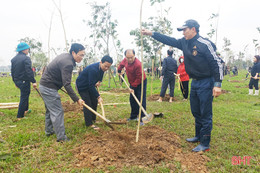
[39,43,84,142]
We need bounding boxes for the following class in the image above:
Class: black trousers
[180,81,189,99]
[14,81,31,118]
[160,76,175,97]
[79,90,98,126]
[130,79,147,119]
[249,78,259,90]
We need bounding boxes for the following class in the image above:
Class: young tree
[85,1,122,87]
[207,13,219,45]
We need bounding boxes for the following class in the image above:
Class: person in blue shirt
[76,55,113,130]
[142,19,223,152]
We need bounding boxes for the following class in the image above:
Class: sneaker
[140,122,145,126]
[127,118,137,122]
[192,144,210,152]
[57,137,70,143]
[186,137,200,143]
[46,132,55,137]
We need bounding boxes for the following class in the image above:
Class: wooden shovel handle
[119,75,148,117]
[96,87,105,118]
[82,103,111,123]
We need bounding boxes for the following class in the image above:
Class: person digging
[117,49,147,126]
[76,55,113,130]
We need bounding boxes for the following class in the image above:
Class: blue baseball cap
[177,19,200,32]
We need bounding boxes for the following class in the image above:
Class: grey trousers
[39,84,67,141]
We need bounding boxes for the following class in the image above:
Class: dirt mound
[148,94,177,101]
[62,101,82,113]
[72,126,210,172]
[108,88,129,93]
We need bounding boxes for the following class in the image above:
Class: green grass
[0,71,259,172]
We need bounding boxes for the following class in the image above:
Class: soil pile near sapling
[109,88,129,93]
[62,101,82,113]
[72,126,210,172]
[148,94,176,101]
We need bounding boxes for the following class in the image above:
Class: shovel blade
[142,113,154,124]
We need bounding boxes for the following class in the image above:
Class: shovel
[35,87,43,99]
[82,103,114,130]
[119,75,154,123]
[96,86,105,118]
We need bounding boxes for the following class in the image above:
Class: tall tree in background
[222,37,234,65]
[207,13,219,45]
[86,1,121,87]
[52,0,69,52]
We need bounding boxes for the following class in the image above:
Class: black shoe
[186,137,200,143]
[46,132,55,137]
[57,138,70,143]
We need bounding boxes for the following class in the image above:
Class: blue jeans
[15,81,31,118]
[190,77,214,146]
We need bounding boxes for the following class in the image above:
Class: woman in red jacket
[177,56,189,100]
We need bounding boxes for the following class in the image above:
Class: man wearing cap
[39,43,85,142]
[142,19,223,152]
[11,42,37,120]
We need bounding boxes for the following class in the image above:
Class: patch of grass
[0,71,259,172]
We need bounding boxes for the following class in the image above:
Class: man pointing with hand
[142,19,223,152]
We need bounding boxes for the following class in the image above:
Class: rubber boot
[248,89,253,95]
[186,125,200,143]
[254,90,259,96]
[192,135,210,152]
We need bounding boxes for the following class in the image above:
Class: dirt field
[72,126,210,172]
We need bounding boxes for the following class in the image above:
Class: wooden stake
[136,0,145,143]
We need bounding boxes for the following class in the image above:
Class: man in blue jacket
[76,55,113,130]
[142,19,223,152]
[158,49,178,103]
[11,42,37,120]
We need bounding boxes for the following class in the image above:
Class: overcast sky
[0,0,259,66]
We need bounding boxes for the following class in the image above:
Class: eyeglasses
[77,53,85,57]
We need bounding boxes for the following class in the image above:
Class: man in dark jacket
[39,43,84,142]
[76,55,113,130]
[11,42,37,120]
[158,49,178,102]
[142,19,223,152]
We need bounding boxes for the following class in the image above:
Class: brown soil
[108,88,129,93]
[62,101,82,113]
[72,126,210,172]
[148,94,177,101]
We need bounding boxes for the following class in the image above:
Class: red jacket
[118,57,146,88]
[177,56,189,81]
